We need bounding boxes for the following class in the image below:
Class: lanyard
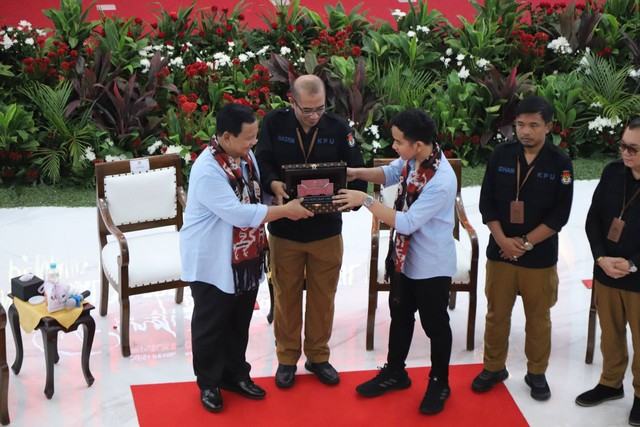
[515,156,536,201]
[296,127,318,164]
[618,179,640,219]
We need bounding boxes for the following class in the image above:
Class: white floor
[0,179,635,427]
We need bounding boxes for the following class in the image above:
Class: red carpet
[131,364,528,426]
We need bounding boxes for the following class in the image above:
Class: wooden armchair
[96,154,187,357]
[366,158,479,351]
[585,279,597,364]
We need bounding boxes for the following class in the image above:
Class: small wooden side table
[7,297,95,399]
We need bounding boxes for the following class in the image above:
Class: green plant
[19,81,102,183]
[95,16,149,72]
[0,103,39,183]
[43,0,99,51]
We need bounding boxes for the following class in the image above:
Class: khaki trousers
[269,234,343,365]
[483,260,558,374]
[595,280,640,396]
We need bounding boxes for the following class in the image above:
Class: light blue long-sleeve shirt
[381,156,457,280]
[180,149,268,294]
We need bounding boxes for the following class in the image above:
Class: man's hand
[284,198,314,220]
[497,236,526,261]
[346,167,358,182]
[270,180,289,205]
[599,256,631,280]
[333,189,367,211]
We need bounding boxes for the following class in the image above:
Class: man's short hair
[627,116,640,130]
[515,95,555,123]
[390,109,436,145]
[216,103,256,137]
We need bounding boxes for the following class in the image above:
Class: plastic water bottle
[46,262,60,284]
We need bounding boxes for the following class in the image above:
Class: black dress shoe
[220,379,266,400]
[305,361,340,385]
[275,364,297,388]
[201,388,223,413]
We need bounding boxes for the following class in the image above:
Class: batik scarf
[384,143,442,282]
[210,136,267,295]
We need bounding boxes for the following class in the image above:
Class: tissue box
[11,275,44,301]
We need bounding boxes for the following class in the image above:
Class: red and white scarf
[210,136,267,294]
[385,143,442,282]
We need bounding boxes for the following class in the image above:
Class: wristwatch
[629,260,638,273]
[522,235,534,251]
[363,195,374,208]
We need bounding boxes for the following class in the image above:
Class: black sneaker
[471,368,509,392]
[275,364,296,388]
[524,372,551,401]
[630,396,640,426]
[355,364,412,397]
[575,384,624,407]
[420,377,451,415]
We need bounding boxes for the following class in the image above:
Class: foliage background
[1,0,639,187]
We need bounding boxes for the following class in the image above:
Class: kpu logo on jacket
[561,170,572,185]
[347,133,356,147]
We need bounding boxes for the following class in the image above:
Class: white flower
[24,38,34,46]
[547,37,573,55]
[139,58,151,73]
[391,9,406,18]
[440,57,451,68]
[18,20,32,29]
[183,152,192,164]
[227,41,235,49]
[169,57,184,68]
[588,116,621,133]
[372,140,381,150]
[280,46,291,55]
[458,66,470,80]
[147,140,163,155]
[164,145,183,155]
[590,101,602,108]
[348,120,356,128]
[1,34,15,50]
[406,31,416,38]
[36,29,46,37]
[105,154,127,162]
[629,69,640,79]
[213,52,232,68]
[369,124,379,138]
[238,53,249,62]
[245,51,256,59]
[256,46,270,56]
[416,25,430,34]
[105,138,114,147]
[445,48,453,56]
[83,146,96,162]
[298,56,305,63]
[476,58,490,70]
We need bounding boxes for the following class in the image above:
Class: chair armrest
[455,194,479,264]
[97,198,130,266]
[178,186,187,209]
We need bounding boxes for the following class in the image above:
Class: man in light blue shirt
[334,109,457,415]
[180,103,312,413]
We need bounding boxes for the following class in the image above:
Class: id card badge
[510,200,524,224]
[607,217,625,243]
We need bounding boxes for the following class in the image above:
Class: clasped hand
[498,236,526,261]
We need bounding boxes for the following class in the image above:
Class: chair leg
[585,283,597,364]
[120,296,131,358]
[449,290,457,310]
[267,279,274,324]
[466,290,477,351]
[175,287,184,304]
[99,273,109,317]
[366,287,379,351]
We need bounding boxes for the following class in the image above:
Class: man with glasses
[256,74,367,388]
[577,117,640,426]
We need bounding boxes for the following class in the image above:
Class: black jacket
[255,107,367,242]
[480,139,573,268]
[586,160,640,291]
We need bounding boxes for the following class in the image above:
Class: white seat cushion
[101,230,182,289]
[375,230,470,284]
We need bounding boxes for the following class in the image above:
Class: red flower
[135,17,143,25]
[36,36,46,48]
[257,109,266,118]
[61,61,70,70]
[190,152,198,161]
[25,65,35,73]
[216,28,224,36]
[180,102,197,113]
[22,58,34,65]
[287,24,295,32]
[271,22,279,30]
[25,169,38,180]
[170,12,178,21]
[238,14,245,21]
[351,46,361,57]
[178,32,185,38]
[201,105,209,113]
[151,22,158,29]
[158,31,166,38]
[133,138,142,147]
[211,6,218,13]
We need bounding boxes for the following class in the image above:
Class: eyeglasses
[293,99,326,117]
[618,140,639,156]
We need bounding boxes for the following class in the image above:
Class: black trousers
[387,274,452,382]
[190,281,258,391]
